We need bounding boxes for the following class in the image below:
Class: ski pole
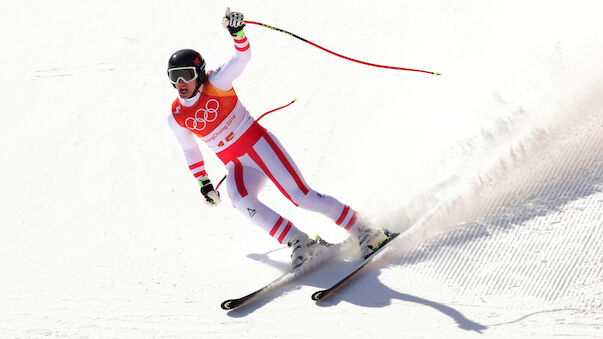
[245,20,441,76]
[214,98,297,191]
[257,98,296,122]
[215,174,227,191]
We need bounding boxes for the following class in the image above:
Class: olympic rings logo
[185,99,219,131]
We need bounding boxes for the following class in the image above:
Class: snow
[1,0,602,338]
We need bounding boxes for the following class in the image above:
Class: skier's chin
[178,87,190,98]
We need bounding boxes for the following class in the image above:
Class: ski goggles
[168,67,198,84]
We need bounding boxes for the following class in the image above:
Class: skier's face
[176,78,197,99]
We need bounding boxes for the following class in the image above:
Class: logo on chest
[185,99,220,131]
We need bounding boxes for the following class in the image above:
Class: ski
[221,239,342,310]
[221,268,297,310]
[311,231,400,301]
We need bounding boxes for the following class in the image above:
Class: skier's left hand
[222,7,245,38]
[200,178,221,207]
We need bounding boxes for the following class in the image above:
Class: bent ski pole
[245,20,441,76]
[257,99,296,122]
[214,98,297,191]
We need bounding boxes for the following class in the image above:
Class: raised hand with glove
[222,7,246,38]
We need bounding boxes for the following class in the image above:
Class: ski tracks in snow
[375,99,603,335]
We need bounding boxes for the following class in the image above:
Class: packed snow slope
[1,0,602,338]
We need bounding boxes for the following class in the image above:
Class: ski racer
[167,8,391,268]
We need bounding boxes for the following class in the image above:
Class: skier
[167,8,391,268]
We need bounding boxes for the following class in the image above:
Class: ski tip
[221,299,239,310]
[311,290,326,301]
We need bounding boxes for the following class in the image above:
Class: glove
[222,7,245,38]
[200,177,221,206]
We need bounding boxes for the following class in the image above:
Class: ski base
[311,231,400,301]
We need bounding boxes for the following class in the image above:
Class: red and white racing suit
[168,33,358,244]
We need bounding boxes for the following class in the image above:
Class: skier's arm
[168,113,208,182]
[210,8,250,91]
[168,114,221,206]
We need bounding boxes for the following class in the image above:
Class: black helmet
[167,49,206,90]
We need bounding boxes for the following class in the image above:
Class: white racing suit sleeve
[209,31,251,91]
[168,113,208,183]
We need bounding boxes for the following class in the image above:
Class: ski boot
[352,225,394,259]
[288,231,332,269]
